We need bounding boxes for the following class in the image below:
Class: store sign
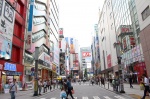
[0,1,15,59]
[82,52,91,57]
[6,71,22,75]
[4,62,16,71]
[38,52,50,68]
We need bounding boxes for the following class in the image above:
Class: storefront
[121,44,145,83]
[0,61,24,93]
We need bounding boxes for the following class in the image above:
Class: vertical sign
[0,1,15,59]
[26,0,34,50]
[70,38,74,53]
[59,28,63,36]
[107,54,111,68]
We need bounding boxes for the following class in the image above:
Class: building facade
[98,0,118,79]
[98,0,147,83]
[135,0,150,77]
[80,47,92,79]
[0,0,28,92]
[24,0,59,89]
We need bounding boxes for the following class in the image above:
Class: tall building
[80,47,92,79]
[24,0,59,88]
[0,0,28,92]
[98,0,118,79]
[135,0,150,76]
[65,37,80,78]
[98,0,146,83]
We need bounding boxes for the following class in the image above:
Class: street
[10,82,133,99]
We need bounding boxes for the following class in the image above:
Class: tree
[84,68,87,78]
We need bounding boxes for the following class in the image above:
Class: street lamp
[114,42,125,93]
[33,47,39,96]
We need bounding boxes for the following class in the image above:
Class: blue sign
[28,0,34,31]
[4,62,16,71]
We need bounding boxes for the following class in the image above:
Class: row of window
[35,3,46,11]
[32,30,46,43]
[33,17,46,25]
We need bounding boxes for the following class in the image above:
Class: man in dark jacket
[66,77,74,99]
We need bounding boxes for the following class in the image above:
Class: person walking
[129,72,133,88]
[60,86,67,99]
[141,74,150,99]
[43,80,47,93]
[66,77,74,99]
[9,79,17,99]
[38,79,42,95]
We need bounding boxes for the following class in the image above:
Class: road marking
[93,96,100,99]
[103,96,112,99]
[114,96,126,99]
[50,98,56,99]
[82,96,88,99]
[40,98,46,99]
[74,97,77,99]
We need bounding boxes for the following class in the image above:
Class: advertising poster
[0,1,15,59]
[70,38,75,53]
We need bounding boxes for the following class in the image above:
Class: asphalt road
[31,82,133,99]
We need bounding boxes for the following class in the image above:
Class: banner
[107,54,112,68]
[26,0,34,50]
[0,1,15,59]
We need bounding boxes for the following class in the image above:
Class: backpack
[61,92,67,98]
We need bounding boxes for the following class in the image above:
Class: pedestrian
[129,72,133,88]
[9,79,17,99]
[115,75,119,92]
[63,79,68,92]
[60,86,67,99]
[47,80,50,90]
[141,74,150,99]
[66,77,74,99]
[43,80,47,93]
[38,79,42,95]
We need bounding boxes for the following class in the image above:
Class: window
[141,6,150,21]
[107,1,110,8]
[111,23,113,30]
[110,12,112,19]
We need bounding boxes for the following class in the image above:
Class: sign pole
[33,47,39,96]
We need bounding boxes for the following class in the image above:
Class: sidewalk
[100,82,150,99]
[0,85,60,99]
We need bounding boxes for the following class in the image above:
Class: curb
[32,88,60,98]
[99,86,135,99]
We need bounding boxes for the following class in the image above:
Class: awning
[100,67,113,74]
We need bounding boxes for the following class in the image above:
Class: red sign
[0,64,3,70]
[123,37,127,49]
[130,36,135,46]
[82,52,91,57]
[59,28,63,35]
[107,54,111,68]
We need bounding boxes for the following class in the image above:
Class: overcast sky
[59,0,105,47]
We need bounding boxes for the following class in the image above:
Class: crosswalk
[40,95,126,99]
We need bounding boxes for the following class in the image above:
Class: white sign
[0,1,15,59]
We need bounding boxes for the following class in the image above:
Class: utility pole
[115,43,125,93]
[33,47,39,96]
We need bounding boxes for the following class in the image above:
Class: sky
[59,0,105,47]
